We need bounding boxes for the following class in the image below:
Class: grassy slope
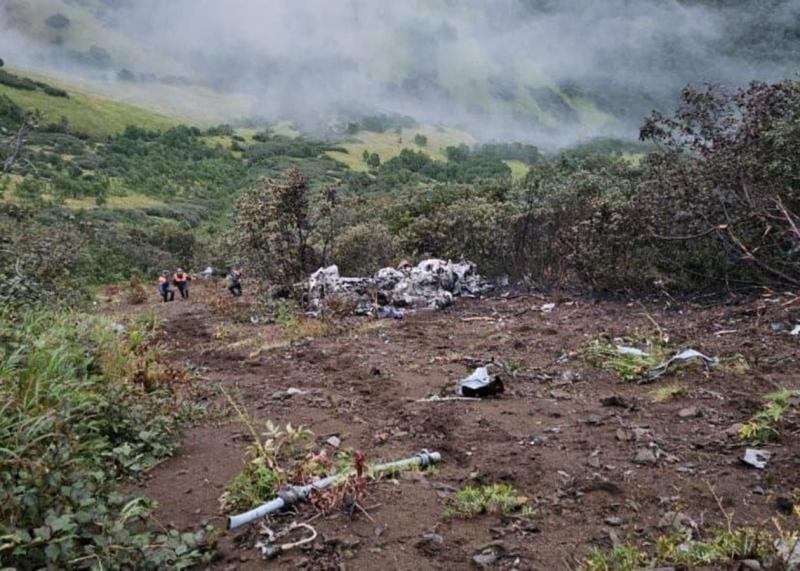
[327,124,475,171]
[504,160,529,181]
[1,69,176,137]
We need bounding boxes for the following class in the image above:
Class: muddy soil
[109,281,800,570]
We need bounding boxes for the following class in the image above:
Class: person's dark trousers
[177,283,188,299]
[229,283,242,297]
[160,286,174,302]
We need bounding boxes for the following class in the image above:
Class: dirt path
[108,282,800,570]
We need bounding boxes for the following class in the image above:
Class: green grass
[0,72,175,137]
[579,526,789,570]
[578,545,647,571]
[582,336,668,382]
[64,192,167,210]
[652,384,685,402]
[326,124,474,171]
[504,160,530,181]
[444,483,527,518]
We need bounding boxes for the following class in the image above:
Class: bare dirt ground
[107,281,800,570]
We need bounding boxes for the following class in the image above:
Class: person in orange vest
[158,271,175,302]
[173,268,190,300]
[228,266,242,297]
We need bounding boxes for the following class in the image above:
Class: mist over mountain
[2,0,799,145]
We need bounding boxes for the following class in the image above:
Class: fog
[2,0,799,145]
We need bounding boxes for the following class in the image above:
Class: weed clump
[582,335,668,382]
[739,388,800,443]
[218,388,319,512]
[444,483,527,519]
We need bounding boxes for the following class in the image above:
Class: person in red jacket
[158,271,174,302]
[173,268,190,300]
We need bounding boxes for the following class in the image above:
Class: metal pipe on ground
[227,450,441,530]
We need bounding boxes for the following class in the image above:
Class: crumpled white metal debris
[306,259,489,315]
[646,348,716,381]
[742,448,770,469]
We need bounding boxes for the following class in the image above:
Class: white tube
[227,498,286,530]
[227,450,441,530]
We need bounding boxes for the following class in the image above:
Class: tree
[414,134,428,147]
[231,169,315,288]
[45,14,70,29]
[367,153,381,168]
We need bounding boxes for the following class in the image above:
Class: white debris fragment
[791,324,800,336]
[616,346,649,357]
[742,448,770,469]
[540,302,556,313]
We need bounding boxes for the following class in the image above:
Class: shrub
[0,309,215,569]
[334,222,395,275]
[639,81,800,289]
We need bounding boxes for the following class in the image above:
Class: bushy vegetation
[5,64,800,304]
[0,308,215,569]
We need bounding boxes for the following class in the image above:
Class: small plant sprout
[739,388,800,444]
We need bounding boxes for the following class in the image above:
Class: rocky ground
[108,281,800,570]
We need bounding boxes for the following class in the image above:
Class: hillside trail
[107,281,800,570]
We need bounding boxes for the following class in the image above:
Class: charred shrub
[638,81,800,290]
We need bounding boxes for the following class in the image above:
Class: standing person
[158,271,174,302]
[228,266,242,297]
[173,268,190,300]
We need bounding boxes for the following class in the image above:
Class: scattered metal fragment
[540,302,556,313]
[742,448,770,469]
[645,349,715,382]
[255,522,317,560]
[458,367,505,398]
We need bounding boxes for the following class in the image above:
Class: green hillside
[0,68,175,137]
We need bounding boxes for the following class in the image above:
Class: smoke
[2,0,799,145]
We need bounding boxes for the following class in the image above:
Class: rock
[415,533,444,555]
[555,370,577,386]
[723,423,744,438]
[604,516,623,526]
[587,454,601,468]
[286,387,306,396]
[586,415,602,425]
[741,560,762,570]
[634,448,657,465]
[677,406,701,418]
[615,428,629,442]
[326,436,341,448]
[549,389,571,400]
[601,395,628,408]
[657,511,697,533]
[472,550,499,568]
[776,538,800,569]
